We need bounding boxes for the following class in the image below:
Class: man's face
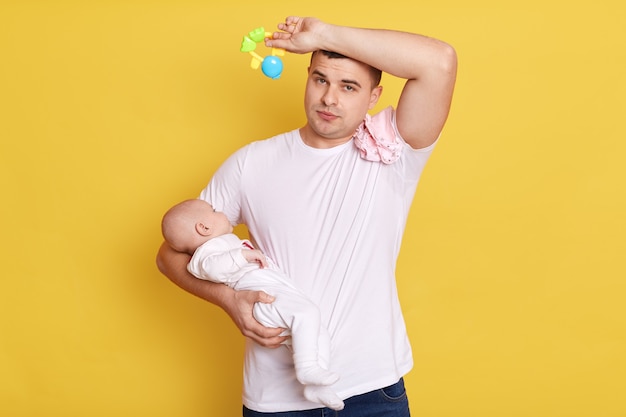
[303,53,381,143]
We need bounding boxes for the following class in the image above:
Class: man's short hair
[311,50,382,88]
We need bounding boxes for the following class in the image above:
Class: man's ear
[368,85,383,110]
[195,222,211,236]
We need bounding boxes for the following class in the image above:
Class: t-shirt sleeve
[199,145,250,226]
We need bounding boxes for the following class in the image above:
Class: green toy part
[240,36,257,52]
[240,27,268,53]
[248,27,266,43]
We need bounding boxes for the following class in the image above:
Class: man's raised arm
[267,16,457,149]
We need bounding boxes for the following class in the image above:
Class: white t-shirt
[200,109,436,412]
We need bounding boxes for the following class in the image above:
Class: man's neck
[299,126,353,149]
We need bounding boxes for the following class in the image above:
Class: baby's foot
[304,385,345,411]
[295,366,340,386]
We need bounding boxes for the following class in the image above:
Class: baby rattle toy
[240,27,285,79]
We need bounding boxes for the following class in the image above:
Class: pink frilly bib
[352,106,403,164]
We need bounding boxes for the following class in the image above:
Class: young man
[157,16,457,416]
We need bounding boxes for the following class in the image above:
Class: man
[157,15,456,416]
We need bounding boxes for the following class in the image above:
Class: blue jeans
[242,378,410,417]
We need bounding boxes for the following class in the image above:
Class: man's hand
[223,289,287,348]
[265,16,326,54]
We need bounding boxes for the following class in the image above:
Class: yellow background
[1,1,624,416]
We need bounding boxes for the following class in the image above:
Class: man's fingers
[261,335,289,349]
[242,319,287,348]
[271,31,291,40]
[278,16,300,32]
[255,291,275,304]
[248,333,288,349]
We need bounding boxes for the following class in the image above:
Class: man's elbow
[156,253,165,275]
[155,243,170,276]
[439,42,457,78]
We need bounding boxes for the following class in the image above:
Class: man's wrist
[316,22,336,52]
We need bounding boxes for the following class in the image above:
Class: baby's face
[201,204,233,237]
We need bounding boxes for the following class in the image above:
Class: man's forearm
[156,240,287,347]
[156,241,233,307]
[311,22,455,81]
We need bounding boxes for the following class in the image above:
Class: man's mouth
[317,111,338,121]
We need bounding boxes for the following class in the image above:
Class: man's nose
[321,86,338,106]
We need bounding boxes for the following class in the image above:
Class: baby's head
[161,199,233,254]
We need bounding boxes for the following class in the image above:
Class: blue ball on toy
[261,56,283,80]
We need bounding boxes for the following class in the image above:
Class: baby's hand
[243,249,268,268]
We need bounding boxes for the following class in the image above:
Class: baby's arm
[189,248,246,282]
[188,245,268,283]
